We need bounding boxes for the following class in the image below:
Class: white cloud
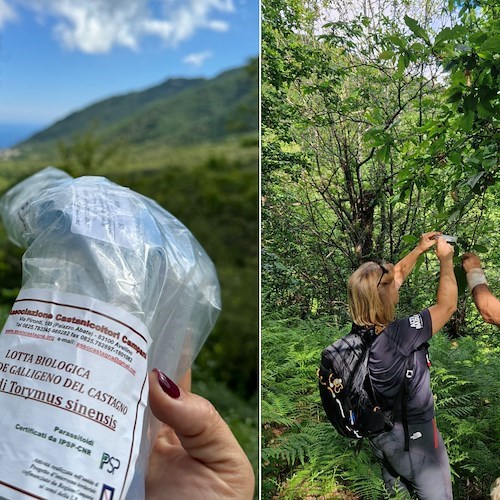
[183,50,213,67]
[51,1,145,53]
[0,0,16,28]
[206,20,229,32]
[0,0,235,53]
[154,0,234,44]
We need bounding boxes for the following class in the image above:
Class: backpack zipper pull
[332,378,343,393]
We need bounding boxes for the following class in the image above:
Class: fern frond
[341,455,386,499]
[262,317,500,499]
[263,431,315,466]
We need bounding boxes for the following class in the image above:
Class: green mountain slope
[22,61,257,148]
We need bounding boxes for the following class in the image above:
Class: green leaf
[477,51,493,61]
[434,26,466,45]
[388,35,407,50]
[444,59,459,72]
[379,50,395,60]
[402,234,419,245]
[463,94,477,112]
[404,15,430,44]
[480,35,500,53]
[448,209,460,223]
[450,69,467,86]
[465,172,485,189]
[397,55,406,76]
[461,110,475,132]
[410,42,425,52]
[435,27,453,45]
[472,244,488,253]
[447,90,462,103]
[469,32,488,46]
[477,103,492,118]
[363,126,386,146]
[376,145,390,162]
[449,151,462,165]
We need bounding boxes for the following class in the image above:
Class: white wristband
[466,268,488,292]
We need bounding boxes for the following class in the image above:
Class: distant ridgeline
[19,60,258,149]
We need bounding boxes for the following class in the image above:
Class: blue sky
[0,0,259,144]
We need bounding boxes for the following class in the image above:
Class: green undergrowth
[262,313,500,499]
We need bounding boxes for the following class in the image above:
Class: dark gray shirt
[369,309,434,424]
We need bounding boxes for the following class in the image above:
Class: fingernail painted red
[153,368,180,398]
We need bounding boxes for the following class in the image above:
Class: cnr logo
[100,453,121,474]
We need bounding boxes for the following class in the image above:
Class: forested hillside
[20,63,257,148]
[262,0,499,498]
[0,60,258,482]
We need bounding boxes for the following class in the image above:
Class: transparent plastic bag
[0,167,221,499]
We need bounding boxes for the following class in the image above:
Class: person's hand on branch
[417,231,442,253]
[435,236,454,261]
[462,252,482,273]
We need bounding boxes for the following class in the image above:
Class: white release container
[0,167,221,500]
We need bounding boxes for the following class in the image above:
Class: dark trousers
[369,419,452,500]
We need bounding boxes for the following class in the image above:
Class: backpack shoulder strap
[368,345,417,449]
[402,350,417,451]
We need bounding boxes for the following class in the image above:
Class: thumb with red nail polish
[146,369,255,499]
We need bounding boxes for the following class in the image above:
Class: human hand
[417,231,442,253]
[435,236,454,262]
[462,252,482,273]
[146,369,255,500]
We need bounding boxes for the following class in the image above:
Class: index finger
[424,231,442,239]
[148,370,243,466]
[438,237,454,253]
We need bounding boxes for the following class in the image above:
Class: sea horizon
[0,122,46,149]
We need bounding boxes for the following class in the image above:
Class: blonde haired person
[347,232,457,499]
[491,478,500,500]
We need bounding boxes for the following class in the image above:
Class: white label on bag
[70,186,139,250]
[0,288,151,500]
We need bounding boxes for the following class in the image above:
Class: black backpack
[318,323,420,449]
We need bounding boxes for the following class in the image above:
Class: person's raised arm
[394,231,441,289]
[462,253,500,326]
[428,237,457,335]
